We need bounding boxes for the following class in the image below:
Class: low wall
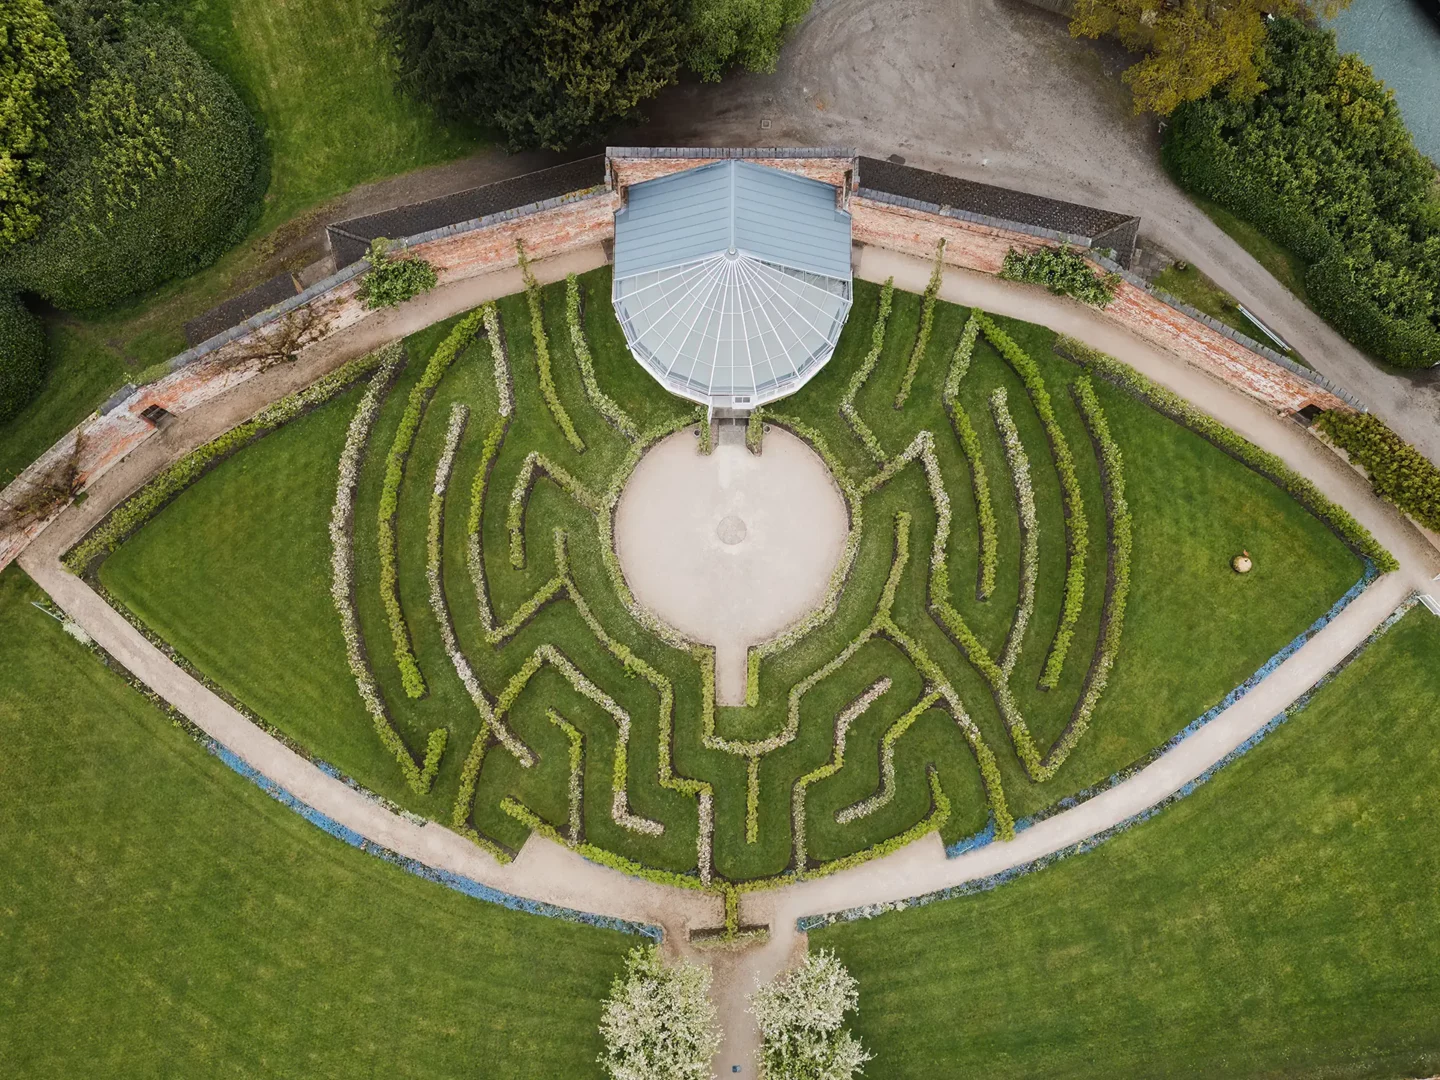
[0,151,1366,572]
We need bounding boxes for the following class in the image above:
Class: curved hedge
[7,14,265,310]
[0,292,48,423]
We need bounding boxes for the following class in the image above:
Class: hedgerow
[1314,410,1440,532]
[518,241,584,452]
[978,315,1089,688]
[378,310,485,698]
[941,315,996,599]
[1058,334,1398,572]
[840,276,894,462]
[0,292,47,423]
[894,240,945,409]
[566,274,637,439]
[1161,18,1440,369]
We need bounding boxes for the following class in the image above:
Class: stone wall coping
[855,186,1098,248]
[1088,251,1369,412]
[606,146,856,160]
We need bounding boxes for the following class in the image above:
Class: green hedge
[1315,411,1440,533]
[999,245,1118,308]
[1162,18,1440,370]
[0,293,47,423]
[7,13,264,311]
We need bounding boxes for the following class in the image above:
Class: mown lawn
[0,565,632,1078]
[98,272,1362,885]
[1153,262,1302,362]
[814,605,1440,1079]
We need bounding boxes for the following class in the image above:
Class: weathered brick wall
[851,196,1051,273]
[609,154,853,196]
[1103,278,1350,413]
[414,191,617,279]
[852,196,1349,414]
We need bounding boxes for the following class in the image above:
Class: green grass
[814,604,1440,1079]
[0,323,129,486]
[97,271,1362,886]
[0,564,633,1077]
[1191,193,1313,308]
[1153,262,1303,363]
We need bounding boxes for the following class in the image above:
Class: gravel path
[19,248,1439,1075]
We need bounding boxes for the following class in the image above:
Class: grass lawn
[97,271,1363,886]
[0,564,632,1078]
[1191,193,1313,308]
[0,322,129,486]
[1153,262,1303,363]
[814,605,1440,1079]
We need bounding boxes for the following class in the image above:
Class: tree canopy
[0,0,79,248]
[2,0,265,309]
[386,0,683,151]
[1070,0,1349,115]
[686,0,812,81]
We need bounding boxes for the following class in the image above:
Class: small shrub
[357,239,438,310]
[1000,245,1119,308]
[1315,411,1440,532]
[0,292,47,422]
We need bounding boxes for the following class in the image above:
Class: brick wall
[851,195,1052,273]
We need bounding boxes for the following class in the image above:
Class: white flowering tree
[599,945,721,1080]
[750,949,870,1080]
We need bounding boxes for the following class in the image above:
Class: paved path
[615,426,849,704]
[19,250,1440,1075]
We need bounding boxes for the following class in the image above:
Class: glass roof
[611,160,853,409]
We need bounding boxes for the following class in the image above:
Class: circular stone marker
[614,427,848,705]
[716,514,748,545]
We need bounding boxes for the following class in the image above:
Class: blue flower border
[945,558,1379,858]
[205,739,664,941]
[798,592,1418,932]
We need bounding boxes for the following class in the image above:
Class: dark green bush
[1000,245,1119,307]
[357,239,438,310]
[1163,17,1440,369]
[1315,411,1440,532]
[5,4,265,310]
[0,293,48,423]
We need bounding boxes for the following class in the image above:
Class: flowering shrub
[327,344,448,795]
[695,413,713,456]
[66,346,387,574]
[1000,244,1118,307]
[942,315,997,599]
[357,237,438,310]
[1058,334,1398,572]
[1314,410,1440,532]
[599,945,721,1080]
[840,276,894,462]
[566,274,638,440]
[481,301,513,418]
[751,950,870,1080]
[979,315,1088,689]
[379,309,486,698]
[517,239,585,452]
[894,239,945,409]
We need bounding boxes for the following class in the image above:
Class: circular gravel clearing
[614,426,849,705]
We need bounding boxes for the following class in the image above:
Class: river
[1326,0,1440,165]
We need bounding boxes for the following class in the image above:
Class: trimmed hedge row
[326,345,448,796]
[791,677,891,868]
[840,276,894,462]
[378,309,486,698]
[1057,334,1399,572]
[1314,410,1440,533]
[565,273,637,440]
[942,315,997,600]
[894,240,945,409]
[518,242,584,452]
[978,315,1089,689]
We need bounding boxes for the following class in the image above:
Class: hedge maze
[78,266,1377,922]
